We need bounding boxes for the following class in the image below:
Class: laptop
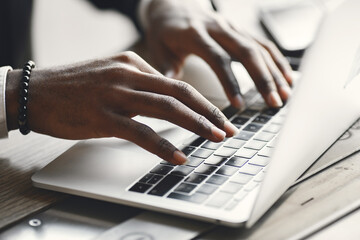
[32,0,360,228]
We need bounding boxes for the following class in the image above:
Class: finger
[133,73,239,137]
[124,90,227,142]
[188,28,245,109]
[254,37,294,86]
[260,48,292,101]
[210,27,283,108]
[110,114,188,165]
[113,51,163,76]
[150,44,184,79]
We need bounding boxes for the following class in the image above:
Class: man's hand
[6,52,238,164]
[145,0,293,108]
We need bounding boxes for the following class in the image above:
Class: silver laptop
[32,0,360,228]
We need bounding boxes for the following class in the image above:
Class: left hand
[144,0,293,109]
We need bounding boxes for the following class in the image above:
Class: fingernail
[232,94,246,109]
[173,150,188,165]
[267,91,283,108]
[211,126,226,140]
[224,121,239,136]
[279,85,292,100]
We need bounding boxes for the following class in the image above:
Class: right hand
[6,52,239,164]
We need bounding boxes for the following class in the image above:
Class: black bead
[23,75,30,83]
[21,81,29,89]
[28,60,35,68]
[18,60,35,136]
[23,69,31,76]
[23,65,32,72]
[20,126,30,135]
[18,105,27,115]
[18,112,27,122]
[18,96,28,105]
[19,88,28,97]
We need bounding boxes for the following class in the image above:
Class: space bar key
[148,175,184,196]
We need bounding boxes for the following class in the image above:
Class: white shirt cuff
[0,66,12,139]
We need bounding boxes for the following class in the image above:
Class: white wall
[32,0,139,67]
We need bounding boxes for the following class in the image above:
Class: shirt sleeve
[0,66,12,138]
[87,0,143,32]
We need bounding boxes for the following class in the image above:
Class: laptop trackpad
[32,117,193,194]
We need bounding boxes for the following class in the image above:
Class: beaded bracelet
[18,60,35,135]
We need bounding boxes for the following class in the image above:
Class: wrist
[6,70,22,131]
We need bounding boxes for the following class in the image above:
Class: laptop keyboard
[128,88,287,211]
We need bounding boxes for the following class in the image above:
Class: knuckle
[211,106,225,123]
[256,76,276,93]
[174,81,193,96]
[136,124,153,139]
[119,51,139,63]
[159,96,178,112]
[196,115,207,130]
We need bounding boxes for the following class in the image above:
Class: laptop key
[171,165,194,176]
[129,182,152,193]
[249,155,270,167]
[258,147,273,157]
[191,148,214,159]
[214,147,237,158]
[224,139,246,149]
[235,148,257,159]
[197,184,218,195]
[263,124,281,134]
[262,108,279,116]
[253,115,271,124]
[243,140,266,150]
[185,173,207,184]
[204,155,227,166]
[148,175,184,196]
[201,141,223,150]
[243,123,263,132]
[206,174,228,185]
[231,116,249,125]
[231,173,253,184]
[168,192,208,204]
[181,146,196,156]
[216,165,238,176]
[244,182,259,192]
[188,137,206,147]
[195,165,218,175]
[150,165,174,175]
[234,130,254,141]
[239,164,262,175]
[139,173,154,183]
[225,200,240,211]
[160,160,176,166]
[186,156,204,167]
[226,157,248,168]
[221,182,243,194]
[147,174,163,184]
[174,183,197,194]
[254,132,275,142]
[240,109,258,117]
[206,192,233,208]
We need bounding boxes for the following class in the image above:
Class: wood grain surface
[0,131,76,229]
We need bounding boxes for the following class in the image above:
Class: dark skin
[6,52,238,165]
[5,1,293,165]
[146,0,293,108]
